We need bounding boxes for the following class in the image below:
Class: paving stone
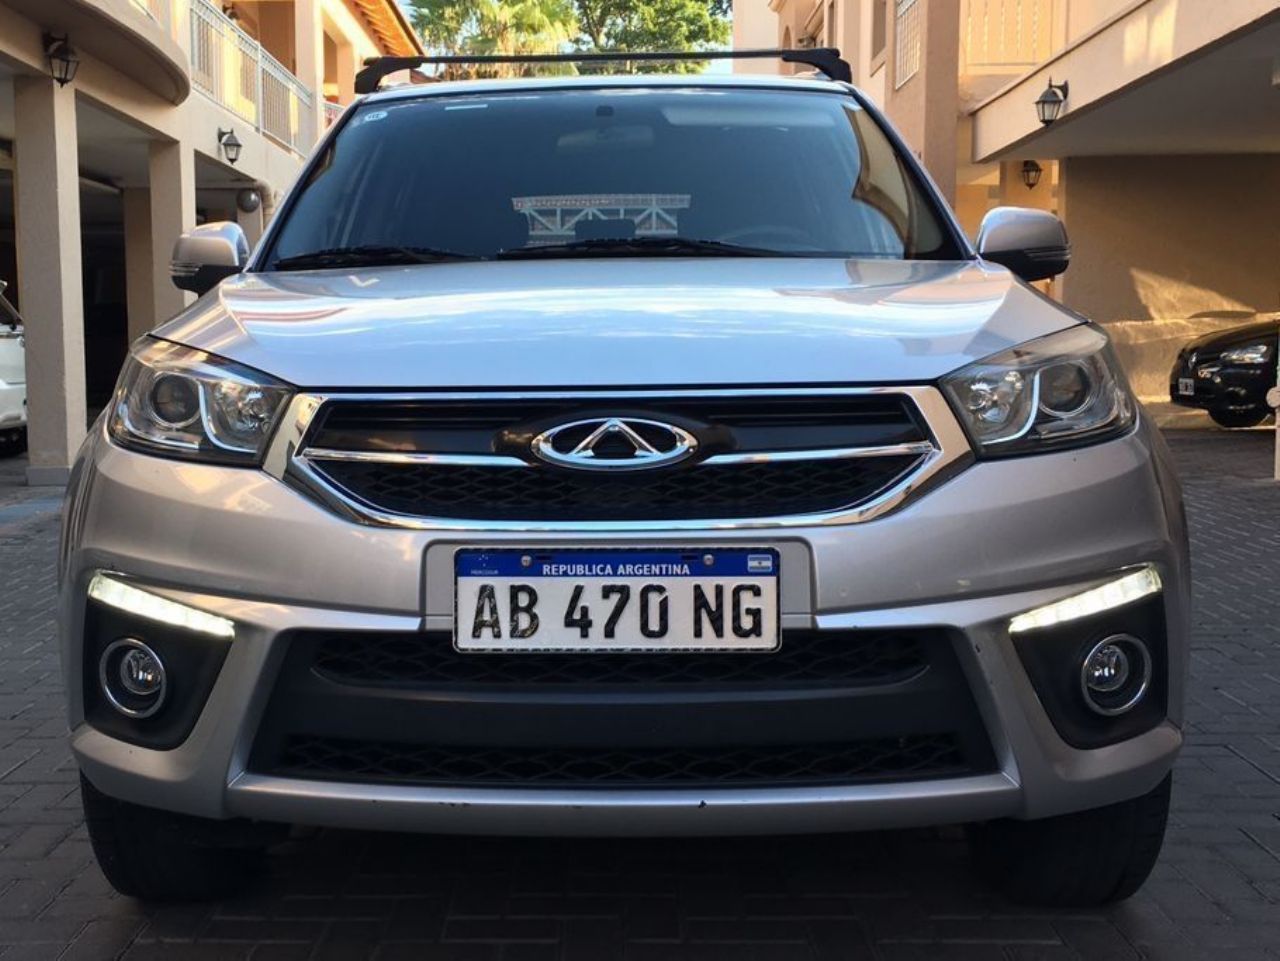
[0,432,1277,959]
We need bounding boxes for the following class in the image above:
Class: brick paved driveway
[0,430,1277,960]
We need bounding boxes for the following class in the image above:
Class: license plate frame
[453,547,781,653]
[1178,377,1195,396]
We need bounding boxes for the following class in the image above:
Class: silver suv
[60,51,1189,906]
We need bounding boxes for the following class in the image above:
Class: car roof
[362,71,854,105]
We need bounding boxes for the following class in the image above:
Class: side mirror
[170,222,250,296]
[976,207,1070,282]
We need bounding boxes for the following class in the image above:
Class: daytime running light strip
[88,573,235,639]
[1008,567,1162,635]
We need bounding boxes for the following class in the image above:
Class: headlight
[108,339,293,465]
[941,325,1134,456]
[1220,343,1271,365]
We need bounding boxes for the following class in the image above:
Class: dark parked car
[1170,319,1280,428]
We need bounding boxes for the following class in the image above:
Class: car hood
[1183,318,1280,354]
[155,258,1077,388]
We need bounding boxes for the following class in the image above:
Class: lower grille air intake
[273,734,971,788]
[312,629,929,688]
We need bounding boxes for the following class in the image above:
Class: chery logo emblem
[531,417,698,471]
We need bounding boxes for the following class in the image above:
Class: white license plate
[454,548,780,652]
[1178,377,1195,396]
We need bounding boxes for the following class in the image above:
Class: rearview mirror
[170,222,250,296]
[976,207,1070,282]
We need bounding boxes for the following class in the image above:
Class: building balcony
[961,0,1058,76]
[2,0,190,102]
[968,0,1280,162]
[189,0,316,156]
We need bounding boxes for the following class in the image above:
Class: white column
[335,41,357,105]
[122,188,155,342]
[148,139,196,324]
[1272,384,1280,481]
[293,0,325,139]
[1000,159,1059,299]
[13,76,86,486]
[236,201,264,249]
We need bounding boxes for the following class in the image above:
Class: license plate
[454,548,780,652]
[1178,377,1195,396]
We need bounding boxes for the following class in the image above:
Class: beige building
[0,0,420,483]
[735,0,1280,417]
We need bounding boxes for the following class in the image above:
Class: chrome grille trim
[699,441,935,466]
[300,440,938,470]
[264,386,972,531]
[303,449,530,468]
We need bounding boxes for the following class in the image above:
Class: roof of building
[345,0,424,57]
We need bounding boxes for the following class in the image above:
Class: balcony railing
[962,0,1057,71]
[189,0,315,155]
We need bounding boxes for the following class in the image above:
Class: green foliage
[407,0,731,76]
[574,0,730,70]
[409,0,579,76]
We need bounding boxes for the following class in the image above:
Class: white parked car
[0,281,26,457]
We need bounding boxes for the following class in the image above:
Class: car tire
[967,774,1171,907]
[80,773,271,901]
[0,428,26,458]
[1208,408,1268,429]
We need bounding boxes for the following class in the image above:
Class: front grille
[315,456,921,521]
[309,395,926,455]
[313,630,929,688]
[273,734,970,788]
[297,392,939,523]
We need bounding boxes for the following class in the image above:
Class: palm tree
[409,0,579,78]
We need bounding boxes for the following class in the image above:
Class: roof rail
[353,48,853,95]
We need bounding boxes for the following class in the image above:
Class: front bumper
[59,416,1190,834]
[1169,356,1271,411]
[0,382,26,430]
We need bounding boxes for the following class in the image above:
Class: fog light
[99,639,167,718]
[1080,634,1150,716]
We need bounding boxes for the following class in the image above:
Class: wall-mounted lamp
[236,187,262,213]
[1035,79,1069,125]
[217,128,242,165]
[43,34,80,87]
[1020,160,1044,190]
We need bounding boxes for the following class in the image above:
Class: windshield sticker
[359,110,388,124]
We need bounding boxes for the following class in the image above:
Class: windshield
[264,87,962,269]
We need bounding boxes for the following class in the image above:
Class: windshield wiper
[270,245,479,271]
[495,237,786,260]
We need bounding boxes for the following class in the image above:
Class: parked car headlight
[109,339,293,465]
[1219,343,1271,365]
[941,325,1135,456]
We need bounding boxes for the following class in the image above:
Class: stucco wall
[732,0,781,54]
[884,0,959,203]
[1059,154,1280,402]
[1064,0,1140,44]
